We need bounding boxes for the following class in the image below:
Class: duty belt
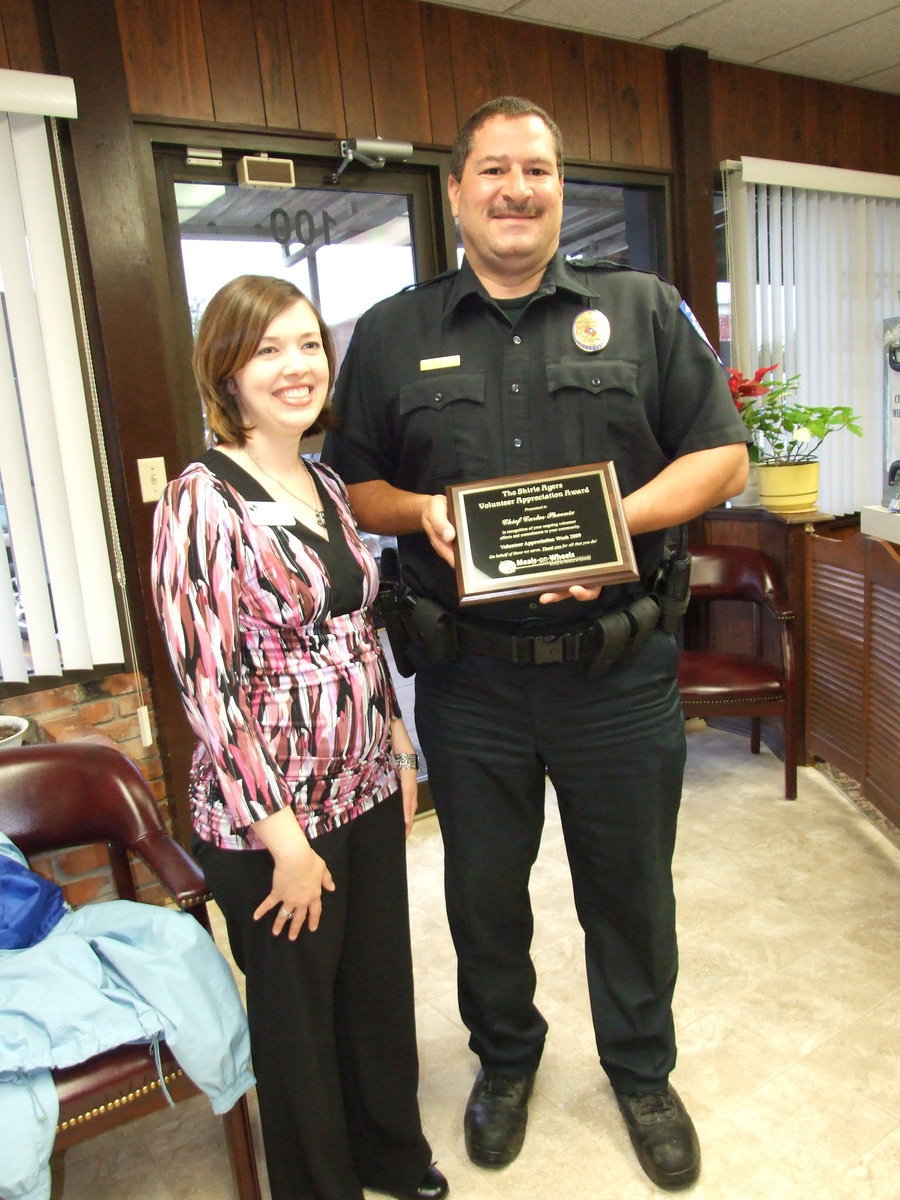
[456,620,592,665]
[454,593,661,673]
[375,533,690,679]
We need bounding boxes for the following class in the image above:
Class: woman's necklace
[243,449,326,528]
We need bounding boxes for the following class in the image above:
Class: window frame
[559,161,672,277]
[144,126,451,465]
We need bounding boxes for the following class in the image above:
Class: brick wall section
[0,672,171,907]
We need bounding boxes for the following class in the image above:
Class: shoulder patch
[678,300,722,362]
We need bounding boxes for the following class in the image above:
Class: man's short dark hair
[450,96,564,180]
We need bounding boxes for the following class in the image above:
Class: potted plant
[0,715,28,748]
[727,364,862,513]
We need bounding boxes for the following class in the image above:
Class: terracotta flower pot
[756,460,820,514]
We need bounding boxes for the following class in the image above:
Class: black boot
[464,1069,535,1168]
[615,1085,700,1190]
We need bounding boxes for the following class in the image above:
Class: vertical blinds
[0,78,124,681]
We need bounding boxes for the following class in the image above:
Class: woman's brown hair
[193,274,336,445]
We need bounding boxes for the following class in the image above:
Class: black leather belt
[456,621,594,665]
[454,593,662,673]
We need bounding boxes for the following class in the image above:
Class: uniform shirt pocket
[546,357,640,463]
[397,370,488,483]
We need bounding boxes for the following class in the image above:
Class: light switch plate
[137,456,167,503]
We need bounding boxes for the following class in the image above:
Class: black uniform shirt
[324,254,749,627]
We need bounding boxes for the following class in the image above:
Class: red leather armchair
[677,544,798,799]
[0,742,261,1199]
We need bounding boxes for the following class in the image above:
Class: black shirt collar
[444,253,598,321]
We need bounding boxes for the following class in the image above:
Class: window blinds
[0,72,124,681]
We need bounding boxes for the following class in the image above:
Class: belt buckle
[532,633,566,665]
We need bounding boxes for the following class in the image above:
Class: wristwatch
[394,752,419,771]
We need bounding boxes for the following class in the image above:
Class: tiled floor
[57,723,900,1200]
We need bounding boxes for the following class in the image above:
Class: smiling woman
[227,299,330,458]
[149,274,443,1200]
[193,279,336,533]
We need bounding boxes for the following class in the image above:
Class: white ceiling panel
[424,0,900,95]
[512,0,720,41]
[643,0,895,63]
[434,0,518,11]
[858,62,900,91]
[760,10,900,84]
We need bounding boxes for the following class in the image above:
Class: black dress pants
[195,793,432,1200]
[414,628,685,1094]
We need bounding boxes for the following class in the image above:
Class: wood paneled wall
[4,0,899,176]
[0,0,48,72]
[109,0,674,171]
[711,61,900,175]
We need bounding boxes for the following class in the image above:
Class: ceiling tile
[761,10,900,83]
[642,0,894,62]
[510,0,719,41]
[439,0,521,10]
[856,63,900,92]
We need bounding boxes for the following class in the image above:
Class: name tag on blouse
[246,501,296,526]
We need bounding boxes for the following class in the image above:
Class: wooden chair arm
[131,831,210,911]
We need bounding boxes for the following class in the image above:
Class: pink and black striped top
[151,451,400,850]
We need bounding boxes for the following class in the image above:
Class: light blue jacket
[0,835,254,1200]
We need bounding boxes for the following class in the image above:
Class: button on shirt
[324,255,749,625]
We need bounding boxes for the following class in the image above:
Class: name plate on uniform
[446,462,639,606]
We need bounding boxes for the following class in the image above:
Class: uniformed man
[323,96,749,1191]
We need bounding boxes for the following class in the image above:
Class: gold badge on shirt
[572,309,610,353]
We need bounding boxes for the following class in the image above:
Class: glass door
[174,176,421,369]
[154,145,443,448]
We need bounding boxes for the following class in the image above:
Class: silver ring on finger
[279,907,294,920]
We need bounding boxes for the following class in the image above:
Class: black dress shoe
[615,1085,700,1190]
[371,1164,449,1200]
[464,1068,535,1168]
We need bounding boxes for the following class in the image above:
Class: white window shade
[0,67,76,119]
[734,157,900,202]
[0,98,125,681]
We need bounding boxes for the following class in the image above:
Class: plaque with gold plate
[445,462,639,606]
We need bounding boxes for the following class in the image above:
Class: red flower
[727,364,778,408]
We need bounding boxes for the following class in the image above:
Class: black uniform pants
[194,793,432,1200]
[414,628,685,1094]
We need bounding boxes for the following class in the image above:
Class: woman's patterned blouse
[151,454,400,850]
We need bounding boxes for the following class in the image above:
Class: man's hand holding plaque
[445,462,639,606]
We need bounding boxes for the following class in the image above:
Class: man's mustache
[487,204,541,218]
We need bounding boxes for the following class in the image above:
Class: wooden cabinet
[807,532,900,828]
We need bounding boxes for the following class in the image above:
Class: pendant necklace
[244,449,326,528]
